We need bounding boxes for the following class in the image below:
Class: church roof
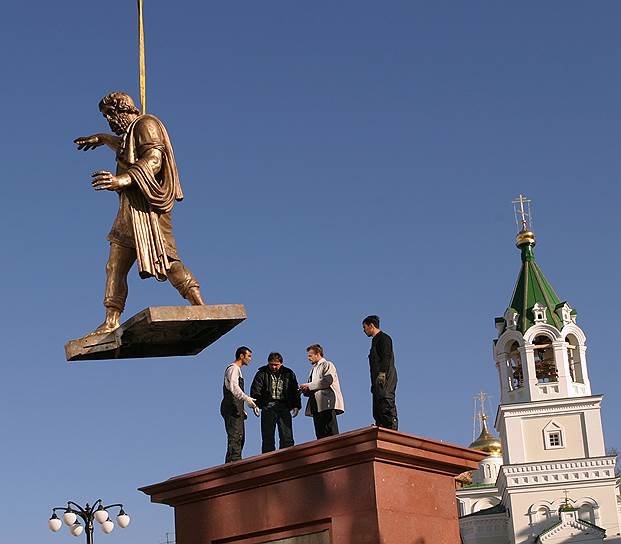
[459,503,506,519]
[507,229,568,333]
[535,516,605,542]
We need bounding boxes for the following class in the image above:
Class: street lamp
[48,500,130,543]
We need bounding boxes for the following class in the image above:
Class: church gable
[536,514,605,543]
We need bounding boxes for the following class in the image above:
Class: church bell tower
[491,196,620,543]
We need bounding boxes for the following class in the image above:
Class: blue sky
[1,2,620,543]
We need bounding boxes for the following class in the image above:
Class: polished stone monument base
[140,426,486,544]
[65,304,246,361]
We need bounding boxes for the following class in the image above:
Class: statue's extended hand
[74,135,104,151]
[91,171,131,192]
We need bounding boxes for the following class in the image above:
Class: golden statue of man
[74,92,204,334]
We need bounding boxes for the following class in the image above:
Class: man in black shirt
[250,352,302,453]
[363,315,398,430]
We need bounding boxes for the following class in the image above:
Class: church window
[504,308,519,330]
[509,342,523,389]
[534,336,557,383]
[578,504,595,524]
[566,335,584,384]
[537,506,550,522]
[532,303,548,324]
[530,505,551,532]
[555,302,574,325]
[543,422,565,450]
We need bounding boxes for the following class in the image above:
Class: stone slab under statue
[65,304,246,361]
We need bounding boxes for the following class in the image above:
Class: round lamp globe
[94,509,109,524]
[117,513,130,528]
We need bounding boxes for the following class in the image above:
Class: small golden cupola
[468,391,503,458]
[469,414,502,457]
[461,392,504,488]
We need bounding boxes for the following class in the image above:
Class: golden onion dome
[469,415,502,457]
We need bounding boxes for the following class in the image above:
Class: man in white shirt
[220,346,259,463]
[299,344,344,439]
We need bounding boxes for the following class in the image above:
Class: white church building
[457,197,621,543]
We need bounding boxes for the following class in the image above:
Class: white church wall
[503,483,621,544]
[456,486,501,516]
[460,514,507,544]
[499,415,526,464]
[581,409,606,457]
[497,397,605,466]
[521,414,585,462]
[473,455,504,486]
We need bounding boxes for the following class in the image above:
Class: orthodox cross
[472,391,490,440]
[563,489,572,508]
[512,194,533,232]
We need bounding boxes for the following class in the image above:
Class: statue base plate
[65,304,246,362]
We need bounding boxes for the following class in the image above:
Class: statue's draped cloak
[108,114,183,281]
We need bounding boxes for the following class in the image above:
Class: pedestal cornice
[140,426,485,507]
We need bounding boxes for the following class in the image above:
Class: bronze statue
[74,92,204,335]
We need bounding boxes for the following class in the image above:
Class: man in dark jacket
[250,352,302,453]
[363,315,398,430]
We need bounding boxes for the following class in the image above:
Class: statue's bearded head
[99,92,140,135]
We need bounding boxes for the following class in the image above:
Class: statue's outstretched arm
[74,133,122,152]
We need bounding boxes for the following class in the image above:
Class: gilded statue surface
[74,92,204,335]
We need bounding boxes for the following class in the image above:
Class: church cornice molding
[456,485,499,498]
[497,456,617,494]
[497,395,602,419]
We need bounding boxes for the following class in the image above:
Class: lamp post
[48,500,130,543]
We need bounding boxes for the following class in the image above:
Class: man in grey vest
[220,346,259,463]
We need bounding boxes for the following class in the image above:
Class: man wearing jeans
[220,346,259,463]
[299,344,344,439]
[250,352,301,453]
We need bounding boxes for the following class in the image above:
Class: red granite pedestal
[140,427,485,544]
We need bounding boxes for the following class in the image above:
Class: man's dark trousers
[221,367,247,463]
[310,393,339,439]
[369,330,398,430]
[260,401,294,453]
[372,372,398,430]
[223,413,245,463]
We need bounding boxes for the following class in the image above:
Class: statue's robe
[107,114,184,281]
